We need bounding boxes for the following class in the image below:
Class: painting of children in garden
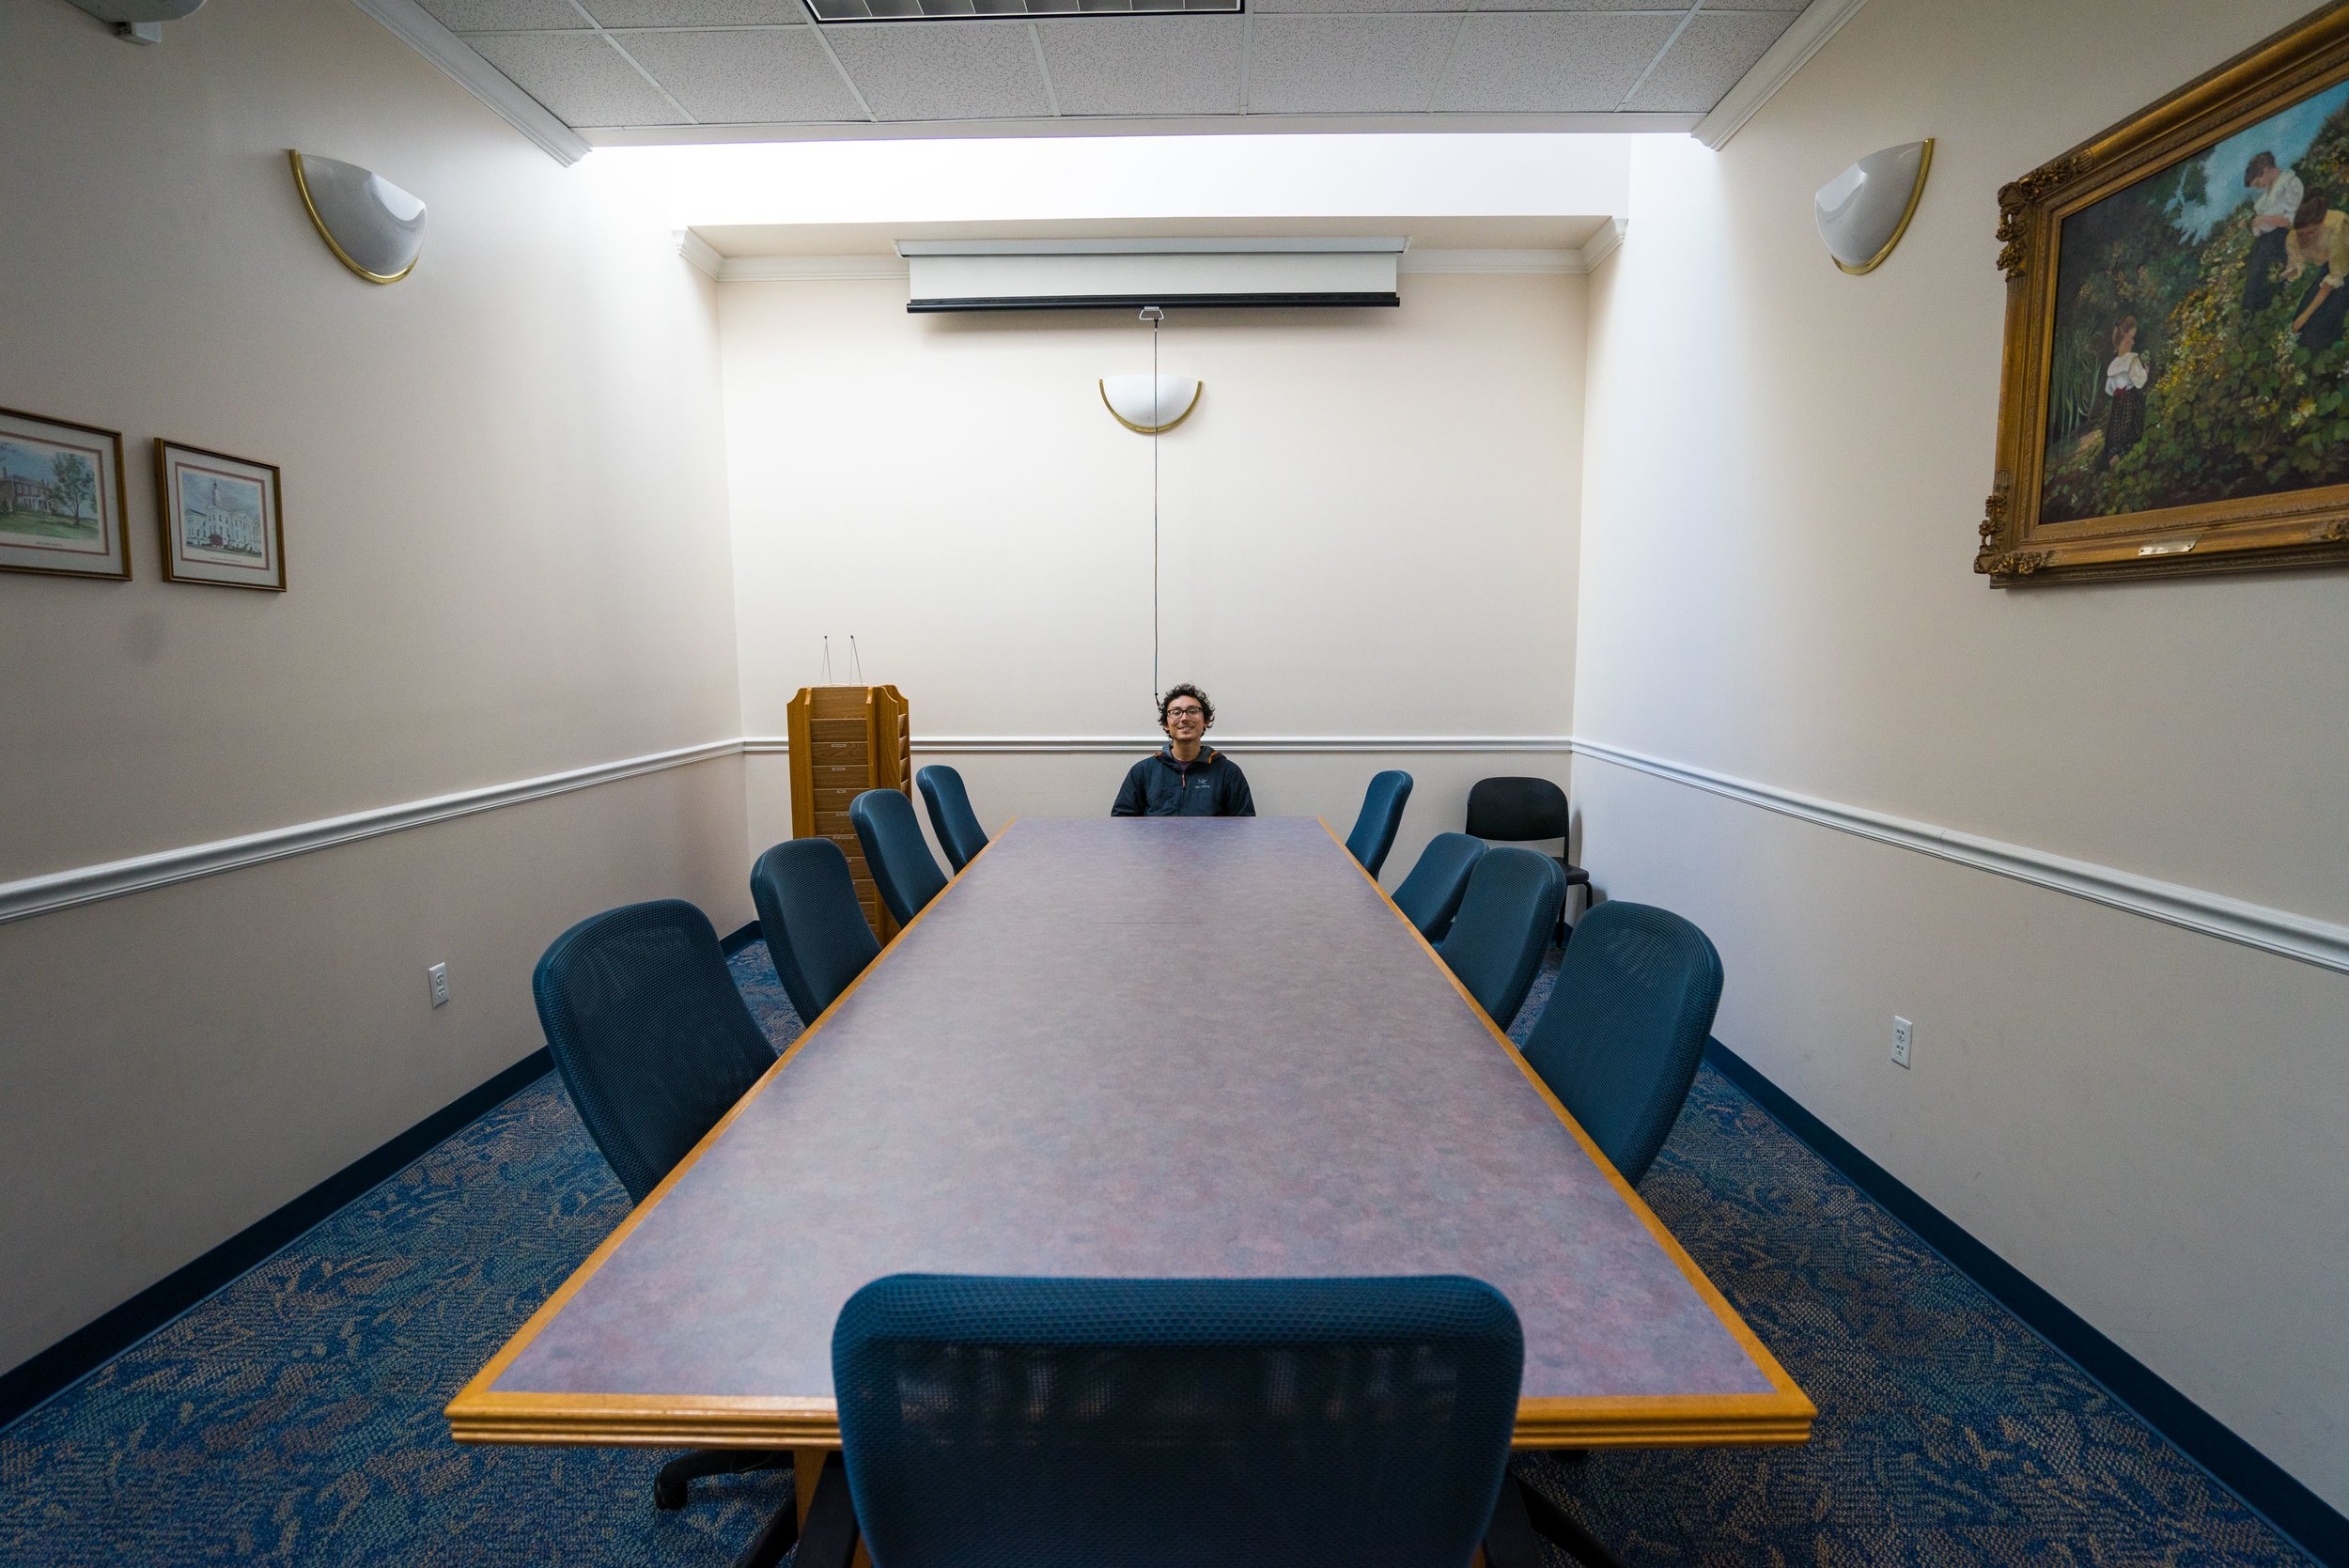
[2040,76,2349,524]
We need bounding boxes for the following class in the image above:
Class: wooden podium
[786,684,911,941]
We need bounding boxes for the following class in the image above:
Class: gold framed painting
[1979,3,2349,584]
[0,406,130,582]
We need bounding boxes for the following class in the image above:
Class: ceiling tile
[586,0,809,23]
[1626,8,1797,111]
[466,32,692,125]
[1251,0,1469,15]
[1035,16,1242,115]
[822,22,1053,119]
[1246,15,1460,114]
[1433,11,1674,112]
[619,28,866,121]
[416,0,586,31]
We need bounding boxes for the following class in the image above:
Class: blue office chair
[531,901,795,1545]
[1467,775,1592,942]
[1438,847,1565,1031]
[817,1273,1539,1568]
[1392,831,1486,943]
[915,764,990,873]
[1517,900,1722,1188]
[750,838,880,1025]
[849,788,948,927]
[1343,768,1413,877]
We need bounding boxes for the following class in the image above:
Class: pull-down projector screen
[898,238,1405,313]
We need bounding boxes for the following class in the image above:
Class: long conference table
[449,815,1812,1502]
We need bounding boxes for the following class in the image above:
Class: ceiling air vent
[809,0,1237,19]
[898,238,1404,313]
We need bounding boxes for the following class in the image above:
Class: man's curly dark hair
[1157,683,1215,729]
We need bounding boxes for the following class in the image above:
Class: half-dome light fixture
[289,151,427,285]
[65,0,205,43]
[1814,140,1934,275]
[1100,375,1202,435]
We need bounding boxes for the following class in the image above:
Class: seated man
[1112,684,1255,817]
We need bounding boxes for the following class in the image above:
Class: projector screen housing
[899,238,1405,313]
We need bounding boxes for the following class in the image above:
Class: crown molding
[674,228,723,279]
[344,0,591,166]
[1578,216,1628,272]
[1571,738,2349,977]
[716,254,910,282]
[1400,248,1585,276]
[1693,0,1869,150]
[721,248,1621,284]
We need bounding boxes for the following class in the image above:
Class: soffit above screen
[674,215,1625,282]
[351,0,1868,156]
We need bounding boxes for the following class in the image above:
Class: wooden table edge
[443,1389,1812,1451]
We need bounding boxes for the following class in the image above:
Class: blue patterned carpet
[0,946,2310,1566]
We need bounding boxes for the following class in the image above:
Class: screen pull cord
[1143,303,1164,707]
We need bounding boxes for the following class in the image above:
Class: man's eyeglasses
[1165,707,1206,721]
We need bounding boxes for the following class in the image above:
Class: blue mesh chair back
[1343,769,1414,877]
[1465,776,1569,843]
[531,899,776,1206]
[1392,831,1486,943]
[832,1273,1524,1568]
[1517,900,1722,1187]
[849,788,949,927]
[1438,847,1565,1030]
[750,838,881,1024]
[914,765,990,873]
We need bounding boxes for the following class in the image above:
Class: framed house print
[157,440,286,592]
[0,406,130,582]
[1980,3,2349,584]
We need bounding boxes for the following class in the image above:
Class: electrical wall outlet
[428,962,451,1008]
[1890,1016,1913,1069]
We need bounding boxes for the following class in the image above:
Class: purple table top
[457,818,1809,1447]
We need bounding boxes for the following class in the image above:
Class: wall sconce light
[63,0,205,44]
[289,151,427,285]
[1100,375,1202,434]
[1814,140,1933,275]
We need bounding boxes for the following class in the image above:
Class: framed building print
[156,440,286,592]
[1980,3,2349,584]
[0,406,130,582]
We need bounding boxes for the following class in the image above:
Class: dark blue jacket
[1111,747,1256,817]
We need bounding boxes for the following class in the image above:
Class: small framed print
[157,440,285,592]
[0,406,130,582]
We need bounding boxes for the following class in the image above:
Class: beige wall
[0,0,746,1369]
[1576,0,2349,1510]
[721,271,1583,880]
